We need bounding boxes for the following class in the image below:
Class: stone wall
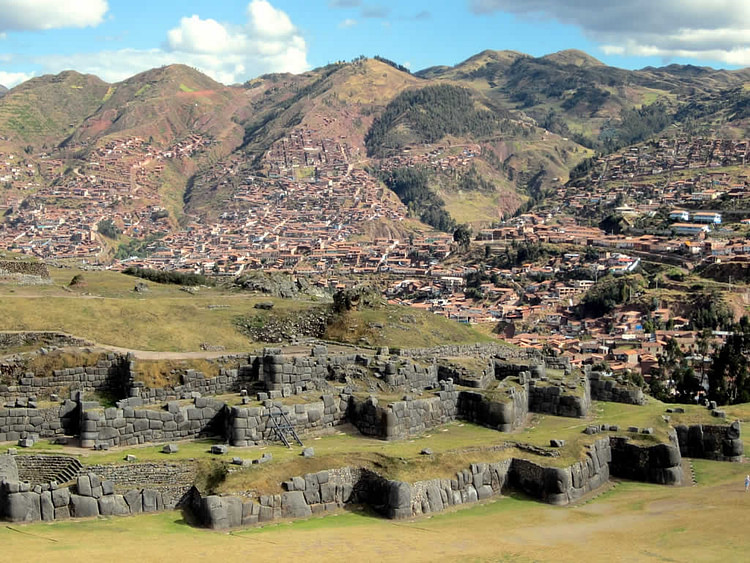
[87,462,196,508]
[400,460,512,518]
[0,473,172,523]
[261,348,329,393]
[194,440,613,529]
[381,360,438,390]
[130,363,255,405]
[457,385,528,432]
[527,375,590,418]
[588,372,645,405]
[197,467,362,529]
[0,354,129,401]
[437,358,495,388]
[674,422,743,462]
[382,381,458,440]
[0,332,90,351]
[396,342,537,362]
[0,405,71,441]
[81,397,228,448]
[14,454,82,486]
[348,381,458,440]
[609,431,682,485]
[229,395,348,447]
[509,438,611,505]
[0,260,49,278]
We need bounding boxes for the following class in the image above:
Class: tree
[708,319,750,404]
[97,219,120,239]
[453,224,472,251]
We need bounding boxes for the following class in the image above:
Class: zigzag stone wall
[195,437,614,529]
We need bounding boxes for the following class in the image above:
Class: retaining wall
[509,437,611,505]
[81,398,228,448]
[608,431,682,485]
[457,385,528,432]
[674,422,743,462]
[0,475,174,523]
[0,404,74,441]
[0,355,130,401]
[527,375,590,418]
[229,395,348,447]
[195,438,614,529]
[588,372,645,405]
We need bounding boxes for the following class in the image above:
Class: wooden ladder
[267,406,303,448]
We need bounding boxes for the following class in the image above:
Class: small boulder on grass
[69,274,86,287]
[162,444,178,454]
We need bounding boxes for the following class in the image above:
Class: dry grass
[25,350,103,373]
[132,359,222,388]
[1,460,749,562]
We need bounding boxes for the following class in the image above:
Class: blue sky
[0,0,748,87]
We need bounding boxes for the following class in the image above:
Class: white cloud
[32,1,308,84]
[470,0,750,65]
[248,0,295,38]
[339,18,358,28]
[0,0,108,32]
[0,70,34,88]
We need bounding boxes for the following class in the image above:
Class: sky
[0,0,748,88]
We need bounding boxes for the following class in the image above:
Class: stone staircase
[15,454,83,486]
[687,459,698,487]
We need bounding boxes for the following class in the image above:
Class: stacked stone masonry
[674,422,743,462]
[229,395,348,447]
[197,437,613,529]
[588,371,645,405]
[81,397,228,448]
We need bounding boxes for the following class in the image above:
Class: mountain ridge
[0,50,746,243]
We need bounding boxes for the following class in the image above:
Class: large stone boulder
[98,495,131,516]
[5,491,41,522]
[281,491,312,518]
[70,494,99,518]
[387,480,412,519]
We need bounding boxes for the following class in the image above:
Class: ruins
[0,332,743,528]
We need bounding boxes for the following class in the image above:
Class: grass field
[1,460,748,562]
[0,266,489,352]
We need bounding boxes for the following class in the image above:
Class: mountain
[0,50,747,243]
[419,49,749,149]
[0,71,109,144]
[68,64,245,147]
[0,85,7,98]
